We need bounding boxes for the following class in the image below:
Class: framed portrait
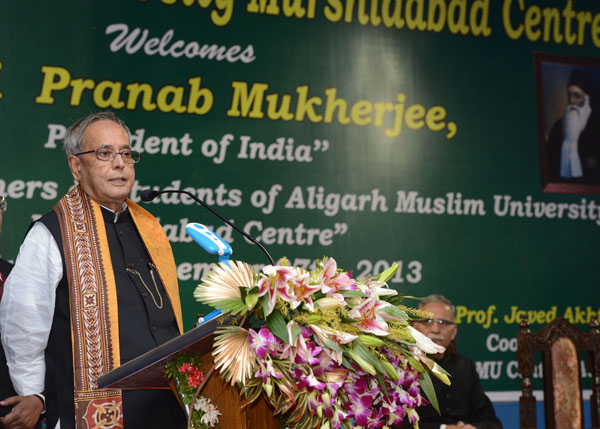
[534,52,600,194]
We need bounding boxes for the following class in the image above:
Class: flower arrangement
[165,354,221,428]
[194,257,449,429]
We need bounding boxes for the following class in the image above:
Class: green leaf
[239,284,248,300]
[341,356,354,370]
[395,338,417,347]
[339,290,369,298]
[353,338,385,373]
[382,305,408,319]
[347,349,376,375]
[376,372,390,401]
[266,309,290,344]
[246,385,263,405]
[215,298,248,314]
[323,338,343,352]
[420,371,441,414]
[245,293,259,309]
[380,359,400,380]
[262,294,271,317]
[382,294,404,306]
[357,334,384,347]
[307,314,322,324]
[376,262,399,282]
[406,354,425,373]
[290,323,302,344]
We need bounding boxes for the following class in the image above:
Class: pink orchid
[249,326,281,358]
[295,367,326,390]
[329,405,348,429]
[405,408,420,425]
[345,391,374,427]
[312,350,336,377]
[380,400,407,427]
[255,355,284,383]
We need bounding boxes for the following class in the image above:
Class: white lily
[408,325,446,355]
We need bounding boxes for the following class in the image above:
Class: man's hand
[0,395,43,429]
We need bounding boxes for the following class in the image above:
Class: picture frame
[534,52,600,194]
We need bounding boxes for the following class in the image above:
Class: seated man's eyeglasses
[415,318,455,327]
[0,195,6,213]
[75,146,141,164]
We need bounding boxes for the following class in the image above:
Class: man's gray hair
[63,112,131,156]
[419,294,456,320]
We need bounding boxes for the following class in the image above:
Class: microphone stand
[142,189,275,265]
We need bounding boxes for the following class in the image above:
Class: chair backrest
[517,315,600,429]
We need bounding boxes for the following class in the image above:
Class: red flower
[177,362,205,388]
[178,363,194,375]
[187,367,205,388]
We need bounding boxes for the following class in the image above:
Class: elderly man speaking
[0,112,186,429]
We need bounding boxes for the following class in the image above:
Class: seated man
[401,294,502,429]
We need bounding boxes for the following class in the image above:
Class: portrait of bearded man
[546,67,600,185]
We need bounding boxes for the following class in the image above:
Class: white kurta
[0,222,62,396]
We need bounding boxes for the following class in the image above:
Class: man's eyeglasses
[0,196,6,213]
[75,147,141,164]
[415,318,455,327]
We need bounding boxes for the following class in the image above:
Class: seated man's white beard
[560,103,591,178]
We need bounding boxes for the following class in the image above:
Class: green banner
[1,0,599,396]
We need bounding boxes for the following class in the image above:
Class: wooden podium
[97,316,279,429]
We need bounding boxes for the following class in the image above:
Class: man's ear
[68,155,82,181]
[450,325,458,341]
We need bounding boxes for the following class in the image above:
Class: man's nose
[112,153,126,167]
[429,323,441,333]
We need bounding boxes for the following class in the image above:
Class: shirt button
[142,292,148,298]
[127,263,134,268]
[118,230,124,236]
[152,326,157,332]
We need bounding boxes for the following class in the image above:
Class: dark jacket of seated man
[399,352,502,429]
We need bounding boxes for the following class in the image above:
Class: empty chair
[517,315,600,429]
